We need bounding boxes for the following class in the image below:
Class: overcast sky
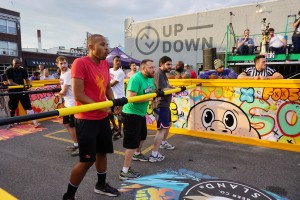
[1,0,268,49]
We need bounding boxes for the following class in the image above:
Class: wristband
[156,90,164,97]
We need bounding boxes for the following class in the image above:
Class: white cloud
[0,0,268,49]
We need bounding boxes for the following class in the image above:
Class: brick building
[0,7,80,77]
[0,7,21,75]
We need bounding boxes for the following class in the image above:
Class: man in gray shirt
[149,56,175,163]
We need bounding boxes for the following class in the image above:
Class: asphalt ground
[0,118,299,200]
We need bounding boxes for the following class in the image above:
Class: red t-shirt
[71,57,110,120]
[190,70,197,78]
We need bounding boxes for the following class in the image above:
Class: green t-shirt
[122,71,155,116]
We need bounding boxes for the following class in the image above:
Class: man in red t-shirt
[63,34,119,200]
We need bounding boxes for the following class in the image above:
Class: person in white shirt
[268,27,287,54]
[41,68,55,80]
[55,56,78,156]
[109,56,126,140]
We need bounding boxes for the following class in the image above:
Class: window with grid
[0,41,18,56]
[0,19,17,35]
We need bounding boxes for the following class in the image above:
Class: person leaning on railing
[237,54,283,80]
[199,59,237,79]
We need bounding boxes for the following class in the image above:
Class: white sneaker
[6,124,13,130]
[160,141,175,150]
[148,153,165,163]
[34,123,41,128]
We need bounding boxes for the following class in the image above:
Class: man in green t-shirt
[119,59,156,180]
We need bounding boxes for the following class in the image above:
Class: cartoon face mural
[187,100,260,138]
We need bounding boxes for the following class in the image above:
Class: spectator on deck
[237,29,255,55]
[292,10,300,53]
[268,28,287,54]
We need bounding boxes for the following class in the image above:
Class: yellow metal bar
[4,83,59,89]
[58,84,198,117]
[0,188,18,200]
[127,93,157,103]
[163,85,197,95]
[58,101,114,116]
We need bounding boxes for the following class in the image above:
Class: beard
[176,67,184,73]
[144,70,154,78]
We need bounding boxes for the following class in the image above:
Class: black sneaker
[119,167,142,180]
[94,183,119,197]
[62,193,75,200]
[113,132,122,140]
[111,127,118,134]
[132,153,148,162]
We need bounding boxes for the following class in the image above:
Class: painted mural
[119,169,288,200]
[146,86,300,145]
[28,85,63,114]
[0,124,46,141]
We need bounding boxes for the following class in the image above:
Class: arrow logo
[140,33,149,40]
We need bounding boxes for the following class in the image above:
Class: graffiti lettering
[262,88,300,101]
[240,99,275,136]
[277,102,300,137]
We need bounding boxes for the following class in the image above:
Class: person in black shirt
[5,58,40,129]
[237,55,283,80]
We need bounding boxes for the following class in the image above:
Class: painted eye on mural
[202,108,215,128]
[222,111,237,131]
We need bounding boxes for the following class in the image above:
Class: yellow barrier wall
[145,79,300,150]
[16,79,300,151]
[17,80,61,119]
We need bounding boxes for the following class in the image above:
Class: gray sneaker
[66,145,78,151]
[160,141,175,150]
[71,149,79,157]
[132,153,148,162]
[149,153,165,163]
[119,167,141,180]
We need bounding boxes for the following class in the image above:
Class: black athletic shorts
[63,114,75,127]
[122,112,147,149]
[75,117,113,162]
[8,94,32,110]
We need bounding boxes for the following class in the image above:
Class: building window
[0,19,17,35]
[0,41,18,56]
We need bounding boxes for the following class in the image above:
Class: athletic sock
[66,182,78,198]
[134,152,141,155]
[152,151,158,157]
[122,167,129,173]
[27,110,38,125]
[97,171,106,186]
